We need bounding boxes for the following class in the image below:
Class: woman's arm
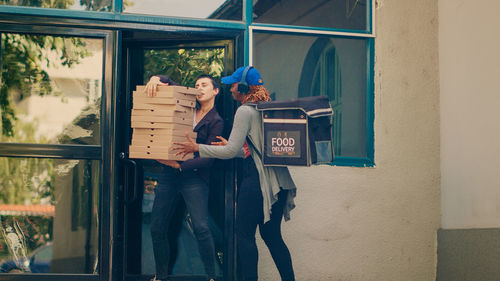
[198,106,252,159]
[180,118,224,171]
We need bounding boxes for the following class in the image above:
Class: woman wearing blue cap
[174,66,297,281]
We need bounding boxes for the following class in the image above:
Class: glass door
[117,34,236,281]
[0,25,114,281]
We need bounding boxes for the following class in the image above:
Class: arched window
[299,38,342,156]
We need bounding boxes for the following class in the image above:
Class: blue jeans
[236,157,295,281]
[150,166,216,279]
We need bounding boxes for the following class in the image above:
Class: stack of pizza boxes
[129,85,199,161]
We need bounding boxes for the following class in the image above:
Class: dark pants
[150,167,216,280]
[236,157,295,281]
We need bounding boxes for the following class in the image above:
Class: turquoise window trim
[326,37,374,167]
[365,38,375,166]
[0,0,375,167]
[0,5,246,30]
[113,0,122,13]
[244,0,252,25]
[330,157,373,167]
[249,30,375,168]
[243,0,252,65]
[368,0,374,34]
[251,23,374,37]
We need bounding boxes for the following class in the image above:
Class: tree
[1,33,91,137]
[143,48,225,87]
[0,0,132,137]
[0,119,54,260]
[0,119,54,205]
[0,0,133,12]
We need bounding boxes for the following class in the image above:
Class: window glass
[0,33,103,145]
[123,0,242,21]
[253,32,368,158]
[0,157,100,274]
[0,0,112,11]
[253,0,368,31]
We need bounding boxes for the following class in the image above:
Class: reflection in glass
[253,32,368,158]
[0,0,112,11]
[123,0,242,21]
[0,33,103,145]
[0,157,100,274]
[253,0,368,31]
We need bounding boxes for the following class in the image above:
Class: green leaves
[143,47,225,87]
[1,33,91,136]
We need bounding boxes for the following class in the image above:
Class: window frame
[0,0,375,164]
[248,28,374,167]
[0,24,114,280]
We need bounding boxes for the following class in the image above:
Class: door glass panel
[253,0,369,31]
[127,46,226,279]
[0,157,100,274]
[253,32,368,158]
[0,33,103,145]
[123,0,242,21]
[0,0,112,12]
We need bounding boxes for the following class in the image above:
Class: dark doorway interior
[117,30,238,281]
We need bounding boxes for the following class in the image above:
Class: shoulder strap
[246,136,262,160]
[241,103,262,159]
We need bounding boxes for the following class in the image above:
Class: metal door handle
[119,152,139,204]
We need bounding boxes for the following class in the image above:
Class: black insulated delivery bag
[256,95,334,166]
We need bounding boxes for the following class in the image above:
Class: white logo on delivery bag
[271,132,296,155]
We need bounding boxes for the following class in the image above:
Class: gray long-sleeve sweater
[199,104,297,223]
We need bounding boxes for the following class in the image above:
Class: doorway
[116,30,238,281]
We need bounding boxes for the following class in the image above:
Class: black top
[180,107,224,182]
[256,95,333,117]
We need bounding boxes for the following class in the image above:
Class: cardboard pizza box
[131,136,188,146]
[133,90,197,103]
[133,128,197,138]
[129,149,193,161]
[133,96,196,108]
[131,116,193,127]
[133,89,197,101]
[132,106,194,117]
[129,145,173,153]
[135,85,200,99]
[131,109,193,120]
[131,103,189,111]
[132,133,190,143]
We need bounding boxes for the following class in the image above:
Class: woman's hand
[173,132,199,157]
[211,136,228,146]
[156,160,180,169]
[144,76,168,97]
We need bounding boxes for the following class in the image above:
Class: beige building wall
[257,0,441,280]
[439,0,500,229]
[437,1,500,279]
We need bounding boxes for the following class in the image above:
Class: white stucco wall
[257,0,441,280]
[439,0,500,229]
